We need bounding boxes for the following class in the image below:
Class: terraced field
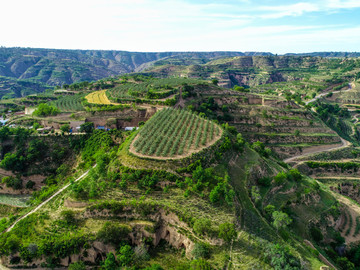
[85,90,117,105]
[0,194,30,207]
[130,108,222,159]
[106,77,200,102]
[186,87,342,159]
[52,94,85,112]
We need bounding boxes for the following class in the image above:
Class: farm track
[3,165,96,233]
[305,82,354,105]
[284,138,351,164]
[285,83,355,164]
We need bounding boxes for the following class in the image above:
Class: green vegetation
[33,103,60,117]
[106,77,201,104]
[52,94,85,112]
[306,161,360,171]
[132,108,222,158]
[2,54,360,270]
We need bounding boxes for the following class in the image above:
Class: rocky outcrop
[84,208,196,256]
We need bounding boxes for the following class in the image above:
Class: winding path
[285,82,354,164]
[284,137,351,164]
[305,82,353,105]
[4,165,95,233]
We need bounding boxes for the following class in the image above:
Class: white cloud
[259,2,319,19]
[0,0,359,53]
[325,0,360,9]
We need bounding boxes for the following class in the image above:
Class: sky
[1,0,360,53]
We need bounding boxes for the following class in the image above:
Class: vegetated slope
[180,84,342,160]
[145,55,360,90]
[0,76,50,99]
[0,48,257,97]
[0,128,81,194]
[82,75,207,110]
[131,108,222,159]
[0,117,333,269]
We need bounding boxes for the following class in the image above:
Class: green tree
[80,122,94,133]
[5,234,21,254]
[218,223,237,242]
[274,171,287,185]
[233,85,246,92]
[336,257,355,270]
[193,219,211,236]
[97,222,130,245]
[272,211,292,230]
[103,253,117,270]
[192,242,211,259]
[144,265,164,270]
[190,258,213,269]
[68,261,86,270]
[251,186,261,203]
[211,78,219,85]
[117,245,134,267]
[33,103,60,117]
[60,124,70,133]
[0,126,10,141]
[288,169,302,182]
[264,204,276,217]
[60,210,77,225]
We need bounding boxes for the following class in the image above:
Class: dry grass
[85,90,119,105]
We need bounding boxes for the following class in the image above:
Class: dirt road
[305,82,353,105]
[4,165,95,233]
[284,138,351,164]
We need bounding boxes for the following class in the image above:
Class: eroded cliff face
[84,208,197,256]
[0,208,202,268]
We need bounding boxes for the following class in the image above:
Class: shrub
[4,234,21,254]
[26,180,36,189]
[97,222,130,245]
[117,245,134,267]
[310,226,323,242]
[192,242,211,259]
[274,171,287,185]
[218,223,237,242]
[193,219,211,236]
[264,205,275,217]
[144,264,164,270]
[264,243,301,269]
[102,252,117,270]
[33,103,60,117]
[190,258,213,269]
[2,176,23,190]
[251,141,270,158]
[68,261,86,270]
[288,169,302,181]
[272,211,292,230]
[60,210,77,225]
[258,176,272,187]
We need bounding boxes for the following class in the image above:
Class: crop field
[52,94,85,112]
[85,90,117,105]
[131,108,222,159]
[107,77,201,101]
[0,194,30,207]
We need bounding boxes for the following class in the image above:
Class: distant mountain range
[0,47,359,98]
